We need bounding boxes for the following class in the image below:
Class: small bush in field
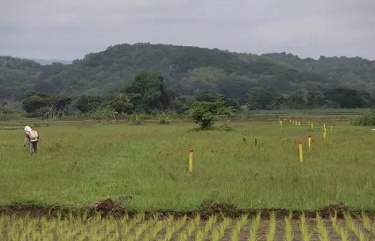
[216,120,235,132]
[130,113,145,125]
[158,111,174,125]
[351,109,375,126]
[189,100,234,130]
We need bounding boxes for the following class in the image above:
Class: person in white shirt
[23,126,40,153]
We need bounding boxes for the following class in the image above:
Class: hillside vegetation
[1,43,374,100]
[1,43,375,119]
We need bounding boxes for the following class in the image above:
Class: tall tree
[324,88,363,108]
[195,90,226,102]
[247,88,275,110]
[75,96,104,113]
[22,91,50,114]
[22,91,72,117]
[123,70,169,112]
[195,90,240,110]
[108,94,134,114]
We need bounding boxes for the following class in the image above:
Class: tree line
[12,70,374,121]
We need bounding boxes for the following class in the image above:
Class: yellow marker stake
[323,123,326,130]
[298,121,301,127]
[188,149,193,173]
[311,122,314,130]
[330,125,333,133]
[308,136,312,150]
[295,121,298,126]
[298,141,303,163]
[323,129,326,139]
[279,120,283,127]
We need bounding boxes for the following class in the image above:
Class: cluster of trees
[246,87,375,110]
[20,69,239,130]
[20,69,375,120]
[21,91,73,118]
[21,70,185,118]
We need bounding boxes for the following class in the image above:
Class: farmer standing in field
[23,126,40,153]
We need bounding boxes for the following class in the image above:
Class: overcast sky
[1,0,374,60]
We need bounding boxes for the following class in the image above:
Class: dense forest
[1,43,375,117]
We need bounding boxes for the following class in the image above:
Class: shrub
[351,109,375,126]
[216,120,235,132]
[0,113,23,121]
[130,113,145,125]
[189,100,234,130]
[158,111,175,125]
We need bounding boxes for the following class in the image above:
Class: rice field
[2,211,375,241]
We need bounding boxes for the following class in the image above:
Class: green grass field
[1,118,375,212]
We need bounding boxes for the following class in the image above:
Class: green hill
[32,59,72,65]
[0,56,42,100]
[1,43,375,102]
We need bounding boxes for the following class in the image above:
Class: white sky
[0,0,374,60]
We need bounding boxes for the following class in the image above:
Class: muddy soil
[0,200,373,220]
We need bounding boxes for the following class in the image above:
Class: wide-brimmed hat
[24,126,32,132]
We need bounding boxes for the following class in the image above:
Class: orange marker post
[188,149,193,173]
[298,141,303,163]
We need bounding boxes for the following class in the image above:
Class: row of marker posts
[187,119,333,172]
[279,119,332,135]
[279,118,333,163]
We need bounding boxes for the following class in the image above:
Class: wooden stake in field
[298,141,303,163]
[323,128,326,139]
[188,149,193,173]
[323,123,326,130]
[311,122,314,130]
[279,120,283,127]
[330,125,333,133]
[308,136,312,150]
[295,121,298,126]
[298,121,301,127]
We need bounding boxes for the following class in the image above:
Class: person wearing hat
[24,126,40,153]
